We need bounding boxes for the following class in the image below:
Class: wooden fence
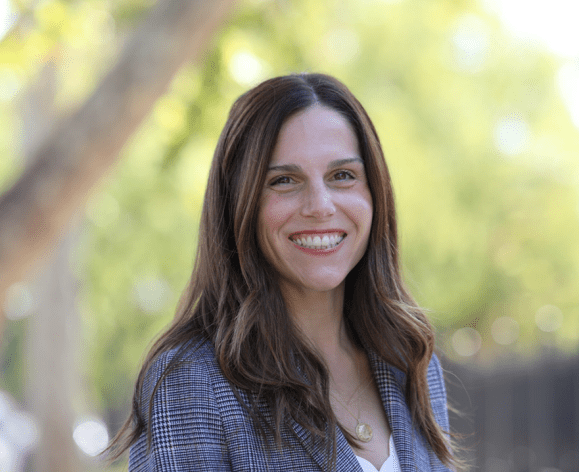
[445,352,579,472]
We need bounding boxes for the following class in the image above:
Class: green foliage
[1,0,579,465]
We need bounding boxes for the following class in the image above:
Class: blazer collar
[368,350,433,472]
[290,421,362,472]
[291,351,433,472]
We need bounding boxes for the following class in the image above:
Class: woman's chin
[280,275,347,297]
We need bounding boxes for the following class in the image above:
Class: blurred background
[0,0,578,470]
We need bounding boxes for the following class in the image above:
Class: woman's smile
[289,230,346,251]
[258,105,373,295]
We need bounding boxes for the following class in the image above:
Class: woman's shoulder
[151,337,216,368]
[130,338,238,470]
[148,336,218,373]
[139,337,222,412]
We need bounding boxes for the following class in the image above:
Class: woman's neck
[280,282,357,363]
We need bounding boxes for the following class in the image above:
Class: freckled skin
[258,105,373,299]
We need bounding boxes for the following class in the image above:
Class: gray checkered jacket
[129,339,452,471]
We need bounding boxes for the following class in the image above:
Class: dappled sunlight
[450,14,490,73]
[1,0,579,470]
[482,0,579,58]
[493,114,530,156]
[0,0,16,41]
[557,61,579,128]
[228,50,269,86]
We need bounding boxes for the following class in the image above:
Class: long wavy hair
[106,73,455,469]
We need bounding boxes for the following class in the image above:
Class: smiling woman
[258,105,373,295]
[104,73,458,472]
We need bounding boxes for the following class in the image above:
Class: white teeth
[290,233,345,249]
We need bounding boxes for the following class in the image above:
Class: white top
[355,434,400,472]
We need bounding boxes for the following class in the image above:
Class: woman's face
[257,105,373,296]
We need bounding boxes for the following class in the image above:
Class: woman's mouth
[288,232,346,249]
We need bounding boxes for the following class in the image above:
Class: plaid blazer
[129,339,452,471]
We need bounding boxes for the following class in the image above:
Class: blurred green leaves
[1,0,578,461]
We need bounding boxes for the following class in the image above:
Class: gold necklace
[330,373,374,443]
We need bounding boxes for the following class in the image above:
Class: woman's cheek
[261,194,296,229]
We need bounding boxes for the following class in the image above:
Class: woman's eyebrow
[267,164,302,172]
[267,157,363,173]
[327,157,363,169]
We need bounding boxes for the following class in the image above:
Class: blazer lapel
[368,351,432,472]
[289,352,435,471]
[290,421,363,472]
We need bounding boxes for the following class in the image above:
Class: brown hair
[106,73,455,469]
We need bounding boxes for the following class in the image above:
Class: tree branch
[0,0,235,328]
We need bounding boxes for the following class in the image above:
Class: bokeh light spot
[491,316,520,345]
[73,417,109,457]
[132,275,171,314]
[228,51,267,87]
[451,15,490,73]
[4,410,39,450]
[535,304,563,332]
[452,327,482,357]
[494,115,530,155]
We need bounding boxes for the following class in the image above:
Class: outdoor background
[0,0,578,471]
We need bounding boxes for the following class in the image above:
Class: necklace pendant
[355,422,373,442]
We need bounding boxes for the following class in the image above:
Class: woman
[107,73,456,471]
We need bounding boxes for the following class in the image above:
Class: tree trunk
[21,62,81,472]
[0,0,235,332]
[26,229,82,472]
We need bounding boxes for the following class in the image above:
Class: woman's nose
[300,181,336,219]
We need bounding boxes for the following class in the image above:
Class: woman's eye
[333,170,355,181]
[270,176,293,185]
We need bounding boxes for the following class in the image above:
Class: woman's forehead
[269,106,360,166]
